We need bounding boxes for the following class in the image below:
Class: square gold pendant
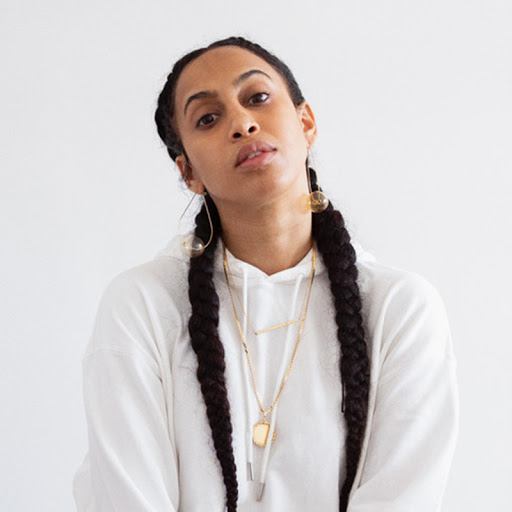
[253,420,277,447]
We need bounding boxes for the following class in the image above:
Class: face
[173,46,317,210]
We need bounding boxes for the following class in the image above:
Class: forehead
[174,46,285,111]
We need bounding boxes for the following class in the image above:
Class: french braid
[187,195,238,512]
[310,169,369,508]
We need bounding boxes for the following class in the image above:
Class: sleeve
[81,273,180,511]
[348,274,459,512]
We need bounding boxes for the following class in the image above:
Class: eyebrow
[183,69,272,116]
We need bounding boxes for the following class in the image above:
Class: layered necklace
[225,258,312,337]
[222,241,316,447]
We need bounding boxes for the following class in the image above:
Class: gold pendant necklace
[223,242,316,447]
[253,418,277,447]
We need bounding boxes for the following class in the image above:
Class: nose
[229,108,260,140]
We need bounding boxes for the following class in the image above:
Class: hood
[154,233,376,281]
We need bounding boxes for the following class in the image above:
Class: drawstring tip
[247,462,253,481]
[341,379,346,413]
[257,482,265,501]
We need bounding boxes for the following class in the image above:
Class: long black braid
[187,195,239,511]
[310,170,369,509]
[155,36,370,511]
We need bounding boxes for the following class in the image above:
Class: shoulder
[101,249,188,316]
[357,256,445,316]
[354,246,453,363]
[85,237,190,358]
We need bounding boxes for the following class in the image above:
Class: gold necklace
[222,241,316,447]
[223,256,311,336]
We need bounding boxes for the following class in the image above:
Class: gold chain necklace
[223,254,312,336]
[222,241,316,447]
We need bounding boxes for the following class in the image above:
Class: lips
[235,141,276,167]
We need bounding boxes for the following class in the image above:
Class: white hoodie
[73,235,458,511]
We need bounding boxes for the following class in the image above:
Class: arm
[81,272,180,511]
[348,274,459,511]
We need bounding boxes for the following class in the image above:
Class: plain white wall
[1,0,511,510]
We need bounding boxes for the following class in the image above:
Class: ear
[297,102,317,149]
[176,155,205,195]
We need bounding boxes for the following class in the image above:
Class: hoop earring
[178,192,213,258]
[306,151,329,213]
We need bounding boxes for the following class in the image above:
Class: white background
[1,1,511,510]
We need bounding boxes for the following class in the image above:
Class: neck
[217,197,313,276]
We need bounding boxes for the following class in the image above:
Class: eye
[196,113,219,127]
[248,92,270,105]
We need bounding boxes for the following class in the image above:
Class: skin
[173,46,318,275]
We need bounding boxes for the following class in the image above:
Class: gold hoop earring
[306,151,329,213]
[178,192,213,258]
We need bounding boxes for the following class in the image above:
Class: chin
[243,167,305,205]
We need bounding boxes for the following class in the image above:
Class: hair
[155,36,369,512]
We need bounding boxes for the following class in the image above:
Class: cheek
[280,122,309,164]
[188,146,229,193]
[185,138,217,171]
[275,107,308,148]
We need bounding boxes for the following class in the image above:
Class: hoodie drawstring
[240,268,255,481]
[256,273,304,501]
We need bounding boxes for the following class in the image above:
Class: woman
[73,37,458,511]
